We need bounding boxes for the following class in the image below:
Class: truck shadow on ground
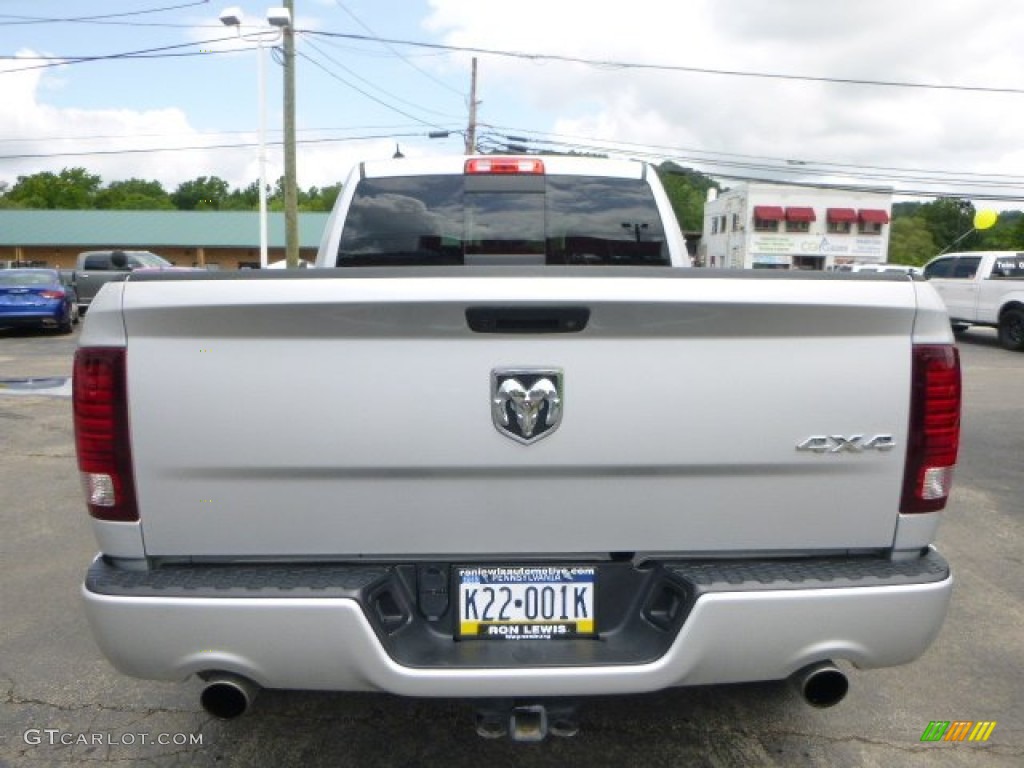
[954,328,1002,350]
[193,682,811,767]
[0,326,72,338]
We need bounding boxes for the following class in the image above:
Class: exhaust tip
[474,712,508,740]
[200,674,258,719]
[792,662,849,708]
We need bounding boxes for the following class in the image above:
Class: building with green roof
[0,210,330,269]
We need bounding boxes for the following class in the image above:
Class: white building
[700,182,893,270]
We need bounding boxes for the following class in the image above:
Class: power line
[8,21,1019,97]
[0,35,242,74]
[300,38,463,121]
[478,127,1024,189]
[692,172,1024,204]
[0,124,438,144]
[492,127,1024,183]
[331,1,464,96]
[0,131,436,161]
[302,30,1024,96]
[5,16,1020,96]
[6,115,1017,198]
[10,115,1020,187]
[308,32,449,60]
[3,123,1021,203]
[0,50,231,68]
[0,19,223,31]
[0,1,210,26]
[470,130,1024,202]
[295,47,447,130]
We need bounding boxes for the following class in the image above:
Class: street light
[219,7,288,270]
[266,7,290,27]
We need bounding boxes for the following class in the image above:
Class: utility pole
[465,57,478,155]
[283,0,299,268]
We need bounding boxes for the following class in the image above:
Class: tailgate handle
[466,306,590,334]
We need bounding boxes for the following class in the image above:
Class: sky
[2,0,1024,209]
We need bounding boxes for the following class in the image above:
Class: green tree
[919,198,976,253]
[95,178,173,210]
[888,217,938,265]
[267,176,289,212]
[976,210,1024,250]
[303,183,342,212]
[5,167,102,209]
[1010,215,1024,250]
[266,176,343,212]
[172,176,230,210]
[223,181,261,211]
[656,163,719,232]
[891,201,923,219]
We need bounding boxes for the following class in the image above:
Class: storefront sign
[750,234,884,259]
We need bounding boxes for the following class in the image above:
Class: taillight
[39,290,65,300]
[900,345,961,513]
[465,157,544,175]
[73,348,138,522]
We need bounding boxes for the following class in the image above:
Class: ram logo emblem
[491,369,563,444]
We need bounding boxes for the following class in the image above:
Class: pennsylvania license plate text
[457,566,596,640]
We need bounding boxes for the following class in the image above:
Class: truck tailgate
[120,272,916,558]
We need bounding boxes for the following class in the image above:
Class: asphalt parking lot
[0,324,1021,767]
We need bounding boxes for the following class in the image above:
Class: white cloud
[0,50,256,191]
[6,2,1024,208]
[0,48,374,195]
[424,0,1024,204]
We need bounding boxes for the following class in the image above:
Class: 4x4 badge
[796,435,896,453]
[491,369,563,444]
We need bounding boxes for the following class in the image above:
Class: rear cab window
[82,254,111,271]
[336,172,670,267]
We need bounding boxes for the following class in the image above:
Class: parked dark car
[0,268,76,333]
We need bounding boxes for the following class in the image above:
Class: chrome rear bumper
[82,551,952,698]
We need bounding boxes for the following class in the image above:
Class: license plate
[456,565,596,640]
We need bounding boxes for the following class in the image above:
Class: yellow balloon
[974,210,998,230]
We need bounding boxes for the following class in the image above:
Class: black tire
[57,306,73,335]
[998,308,1024,351]
[951,323,969,336]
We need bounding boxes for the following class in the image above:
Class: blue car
[0,268,77,334]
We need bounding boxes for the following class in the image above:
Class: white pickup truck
[922,250,1024,350]
[76,156,961,741]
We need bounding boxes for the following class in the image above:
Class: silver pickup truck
[76,156,961,741]
[72,249,174,313]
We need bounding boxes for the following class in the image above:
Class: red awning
[858,209,890,224]
[785,207,816,222]
[753,205,785,221]
[826,208,857,223]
